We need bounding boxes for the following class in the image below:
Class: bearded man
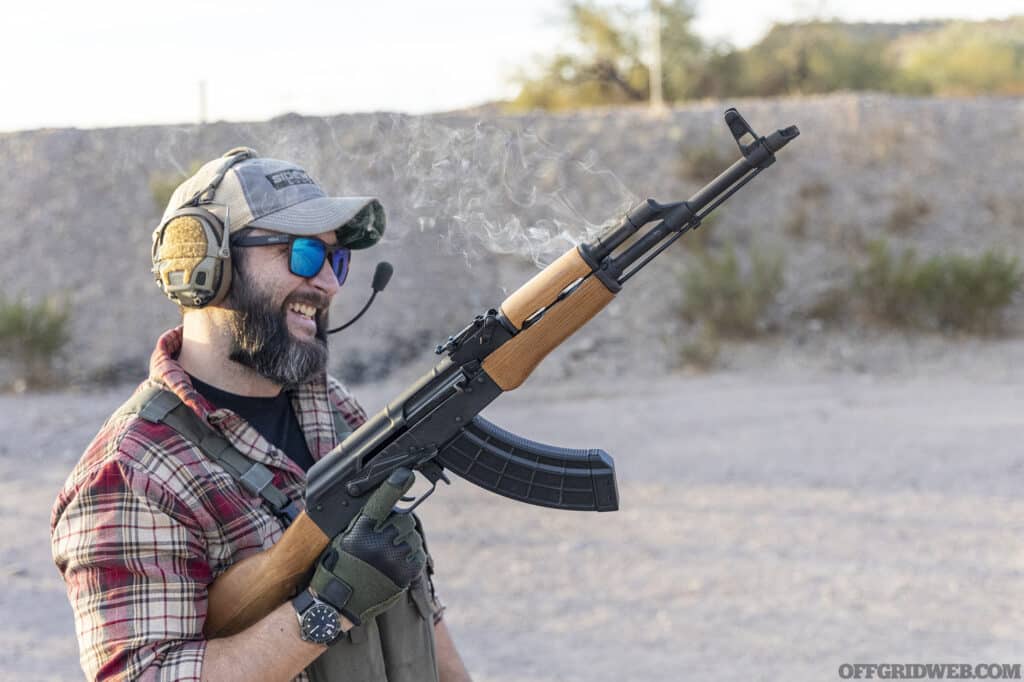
[51,148,472,681]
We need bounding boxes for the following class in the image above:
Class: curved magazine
[437,415,619,511]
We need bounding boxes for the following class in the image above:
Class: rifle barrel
[581,118,800,284]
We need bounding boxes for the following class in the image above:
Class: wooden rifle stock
[204,511,330,637]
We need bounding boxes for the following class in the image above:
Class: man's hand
[203,471,426,679]
[308,468,426,627]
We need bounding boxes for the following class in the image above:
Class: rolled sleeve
[52,456,212,681]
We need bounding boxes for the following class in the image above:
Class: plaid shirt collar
[149,326,341,474]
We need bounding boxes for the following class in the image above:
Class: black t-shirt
[188,375,316,472]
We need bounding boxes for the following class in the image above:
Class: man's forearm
[435,618,473,682]
[204,597,469,682]
[202,602,327,682]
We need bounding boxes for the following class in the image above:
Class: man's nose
[310,257,341,297]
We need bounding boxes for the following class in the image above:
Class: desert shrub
[678,143,734,182]
[802,285,850,324]
[738,22,898,96]
[886,194,931,233]
[0,295,71,389]
[854,240,1021,333]
[781,181,833,240]
[784,182,831,239]
[785,206,809,238]
[678,242,785,338]
[924,252,1022,333]
[673,212,720,254]
[798,181,830,201]
[897,19,1024,96]
[678,323,721,370]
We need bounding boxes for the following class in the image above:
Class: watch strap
[292,588,316,615]
[292,589,343,645]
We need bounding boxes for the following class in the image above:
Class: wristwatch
[292,589,343,645]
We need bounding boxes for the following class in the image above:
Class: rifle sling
[118,384,349,528]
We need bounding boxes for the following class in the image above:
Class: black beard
[225,271,330,389]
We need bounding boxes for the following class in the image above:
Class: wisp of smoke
[150,112,638,269]
[378,115,638,268]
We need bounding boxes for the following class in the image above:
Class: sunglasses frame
[231,233,350,285]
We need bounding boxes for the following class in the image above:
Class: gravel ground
[2,362,1022,681]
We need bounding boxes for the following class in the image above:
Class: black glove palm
[309,468,425,626]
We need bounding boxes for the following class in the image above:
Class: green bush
[802,285,849,324]
[784,206,809,238]
[897,18,1024,95]
[506,1,703,111]
[854,240,1021,333]
[674,212,719,253]
[678,323,721,370]
[785,182,831,239]
[678,143,734,183]
[738,22,898,96]
[886,194,930,233]
[678,242,785,338]
[508,8,1024,111]
[0,295,72,388]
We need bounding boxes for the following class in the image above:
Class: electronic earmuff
[151,147,257,308]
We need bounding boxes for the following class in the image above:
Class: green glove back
[309,468,426,626]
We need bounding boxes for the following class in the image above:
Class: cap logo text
[266,169,316,189]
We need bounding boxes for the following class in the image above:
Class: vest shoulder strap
[115,384,300,526]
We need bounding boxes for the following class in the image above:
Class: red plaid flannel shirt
[51,327,368,681]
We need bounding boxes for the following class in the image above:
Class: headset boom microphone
[327,262,394,334]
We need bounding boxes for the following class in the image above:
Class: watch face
[301,603,341,644]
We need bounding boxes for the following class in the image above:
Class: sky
[2,0,1021,132]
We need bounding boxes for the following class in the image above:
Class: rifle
[204,109,800,637]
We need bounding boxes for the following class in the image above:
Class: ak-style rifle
[204,108,800,637]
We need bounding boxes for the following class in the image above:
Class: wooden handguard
[483,274,616,390]
[204,510,330,638]
[499,247,593,330]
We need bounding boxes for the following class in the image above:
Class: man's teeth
[289,303,317,319]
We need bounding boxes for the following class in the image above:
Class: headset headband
[183,147,257,209]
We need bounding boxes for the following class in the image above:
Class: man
[51,148,472,681]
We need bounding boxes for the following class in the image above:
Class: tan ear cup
[153,214,232,308]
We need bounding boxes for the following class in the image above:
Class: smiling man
[51,148,471,681]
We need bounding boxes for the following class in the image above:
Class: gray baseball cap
[161,147,385,249]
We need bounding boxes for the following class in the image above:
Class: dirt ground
[2,366,1022,681]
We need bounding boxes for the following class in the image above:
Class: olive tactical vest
[118,384,440,682]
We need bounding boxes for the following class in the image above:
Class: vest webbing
[115,384,350,528]
[113,384,440,681]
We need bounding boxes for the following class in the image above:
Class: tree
[655,0,707,100]
[896,18,1024,95]
[506,9,1024,109]
[738,22,897,96]
[508,1,703,111]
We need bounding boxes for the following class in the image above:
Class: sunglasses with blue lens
[231,234,351,285]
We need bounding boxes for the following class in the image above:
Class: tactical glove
[308,468,426,627]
